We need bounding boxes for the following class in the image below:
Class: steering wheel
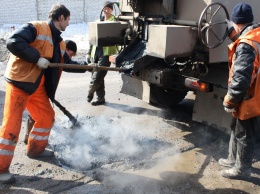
[198,2,229,49]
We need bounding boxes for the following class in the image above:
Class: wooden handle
[49,63,127,72]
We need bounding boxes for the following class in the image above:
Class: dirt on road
[0,40,260,194]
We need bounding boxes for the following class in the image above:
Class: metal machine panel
[88,21,128,46]
[193,88,232,133]
[120,74,150,103]
[177,0,260,63]
[193,63,231,132]
[147,25,197,59]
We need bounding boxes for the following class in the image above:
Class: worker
[64,40,78,59]
[86,1,118,106]
[219,3,260,180]
[23,39,87,145]
[0,3,71,184]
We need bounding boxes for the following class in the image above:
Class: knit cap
[231,3,253,24]
[103,1,113,10]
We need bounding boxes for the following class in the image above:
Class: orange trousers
[0,76,55,173]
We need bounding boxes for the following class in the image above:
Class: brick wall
[0,0,104,24]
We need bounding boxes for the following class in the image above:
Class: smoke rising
[49,115,173,172]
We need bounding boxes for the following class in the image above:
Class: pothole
[49,115,174,172]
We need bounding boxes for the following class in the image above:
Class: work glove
[37,57,50,69]
[225,19,234,36]
[79,61,88,66]
[224,106,236,113]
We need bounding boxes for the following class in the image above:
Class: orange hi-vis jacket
[227,27,260,120]
[5,21,66,83]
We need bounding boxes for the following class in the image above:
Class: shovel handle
[53,99,77,126]
[49,63,127,72]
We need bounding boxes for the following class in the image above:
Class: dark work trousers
[255,117,260,143]
[88,56,111,101]
[228,117,256,170]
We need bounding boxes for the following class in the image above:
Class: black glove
[86,54,91,64]
[225,19,234,36]
[79,61,87,66]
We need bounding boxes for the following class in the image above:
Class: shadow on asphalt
[104,98,194,124]
[0,171,252,194]
[88,167,252,194]
[0,174,86,194]
[105,98,260,187]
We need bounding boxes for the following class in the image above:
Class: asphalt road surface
[0,45,260,193]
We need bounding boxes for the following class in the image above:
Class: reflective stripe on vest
[35,34,53,46]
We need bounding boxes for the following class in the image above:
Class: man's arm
[6,23,40,63]
[224,43,256,109]
[62,52,87,73]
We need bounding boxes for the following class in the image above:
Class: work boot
[0,173,15,184]
[218,158,235,168]
[27,149,54,159]
[91,100,105,106]
[87,94,93,103]
[221,167,251,180]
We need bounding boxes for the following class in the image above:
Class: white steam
[49,115,147,171]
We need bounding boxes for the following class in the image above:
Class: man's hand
[225,19,234,36]
[225,19,233,29]
[79,62,87,66]
[224,107,236,113]
[37,57,50,69]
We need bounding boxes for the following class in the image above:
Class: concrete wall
[0,0,104,24]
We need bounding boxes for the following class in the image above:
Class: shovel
[53,99,78,127]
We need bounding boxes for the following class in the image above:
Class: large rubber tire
[150,84,188,107]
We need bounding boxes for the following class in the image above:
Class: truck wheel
[150,84,188,107]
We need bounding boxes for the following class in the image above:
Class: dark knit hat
[65,40,77,53]
[231,3,254,24]
[103,1,113,10]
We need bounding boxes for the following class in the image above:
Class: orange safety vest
[4,21,66,83]
[228,27,260,120]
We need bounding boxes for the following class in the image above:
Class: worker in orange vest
[0,3,71,184]
[219,3,260,180]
